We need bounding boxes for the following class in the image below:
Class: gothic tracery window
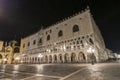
[28,42,30,47]
[58,30,63,37]
[39,38,42,44]
[23,44,25,48]
[89,38,94,44]
[47,35,50,41]
[73,25,79,32]
[33,40,36,45]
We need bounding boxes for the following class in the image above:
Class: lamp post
[87,47,95,64]
[38,54,43,63]
[15,57,20,64]
[9,40,18,64]
[4,46,9,64]
[38,54,43,58]
[3,58,7,64]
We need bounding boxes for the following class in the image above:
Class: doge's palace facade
[19,8,108,64]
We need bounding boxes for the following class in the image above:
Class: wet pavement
[0,63,120,80]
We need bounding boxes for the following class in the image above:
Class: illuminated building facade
[0,40,20,64]
[19,8,108,64]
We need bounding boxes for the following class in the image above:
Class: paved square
[0,63,120,80]
[23,76,59,80]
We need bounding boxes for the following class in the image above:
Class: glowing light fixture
[38,54,43,58]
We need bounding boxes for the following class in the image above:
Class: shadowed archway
[53,55,57,63]
[79,52,86,62]
[49,55,52,63]
[64,53,69,63]
[59,54,63,63]
[87,53,96,62]
[45,56,48,63]
[0,54,2,59]
[71,53,76,62]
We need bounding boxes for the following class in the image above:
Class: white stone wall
[20,32,38,53]
[19,9,107,63]
[42,10,93,46]
[20,10,94,53]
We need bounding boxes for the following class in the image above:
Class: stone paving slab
[0,73,12,79]
[65,63,120,80]
[0,64,85,77]
[38,64,82,77]
[0,73,33,80]
[0,63,120,80]
[0,79,12,80]
[23,76,59,80]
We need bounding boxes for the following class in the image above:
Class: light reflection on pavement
[0,63,120,80]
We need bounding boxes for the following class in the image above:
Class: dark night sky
[0,0,120,52]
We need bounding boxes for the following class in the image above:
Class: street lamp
[3,58,7,64]
[15,57,20,60]
[38,54,43,63]
[87,47,95,53]
[38,54,43,58]
[15,57,20,64]
[4,58,7,61]
[87,47,95,64]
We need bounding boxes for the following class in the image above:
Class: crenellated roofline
[21,6,91,40]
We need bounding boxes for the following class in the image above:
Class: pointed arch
[58,30,63,37]
[44,56,48,63]
[73,25,79,32]
[79,52,86,62]
[38,57,40,63]
[71,53,76,62]
[59,54,62,62]
[53,55,57,63]
[35,57,37,63]
[0,54,2,59]
[49,55,52,63]
[89,38,94,44]
[39,38,42,44]
[32,57,34,63]
[47,35,50,41]
[30,57,31,63]
[64,53,69,63]
[87,54,91,62]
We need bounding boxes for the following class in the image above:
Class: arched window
[47,35,50,41]
[33,40,36,45]
[28,42,30,47]
[80,40,84,47]
[0,54,2,59]
[77,41,79,44]
[23,44,25,48]
[14,47,19,53]
[89,38,94,44]
[58,30,63,37]
[73,25,79,32]
[39,38,42,44]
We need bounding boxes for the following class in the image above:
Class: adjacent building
[18,8,108,64]
[0,40,20,64]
